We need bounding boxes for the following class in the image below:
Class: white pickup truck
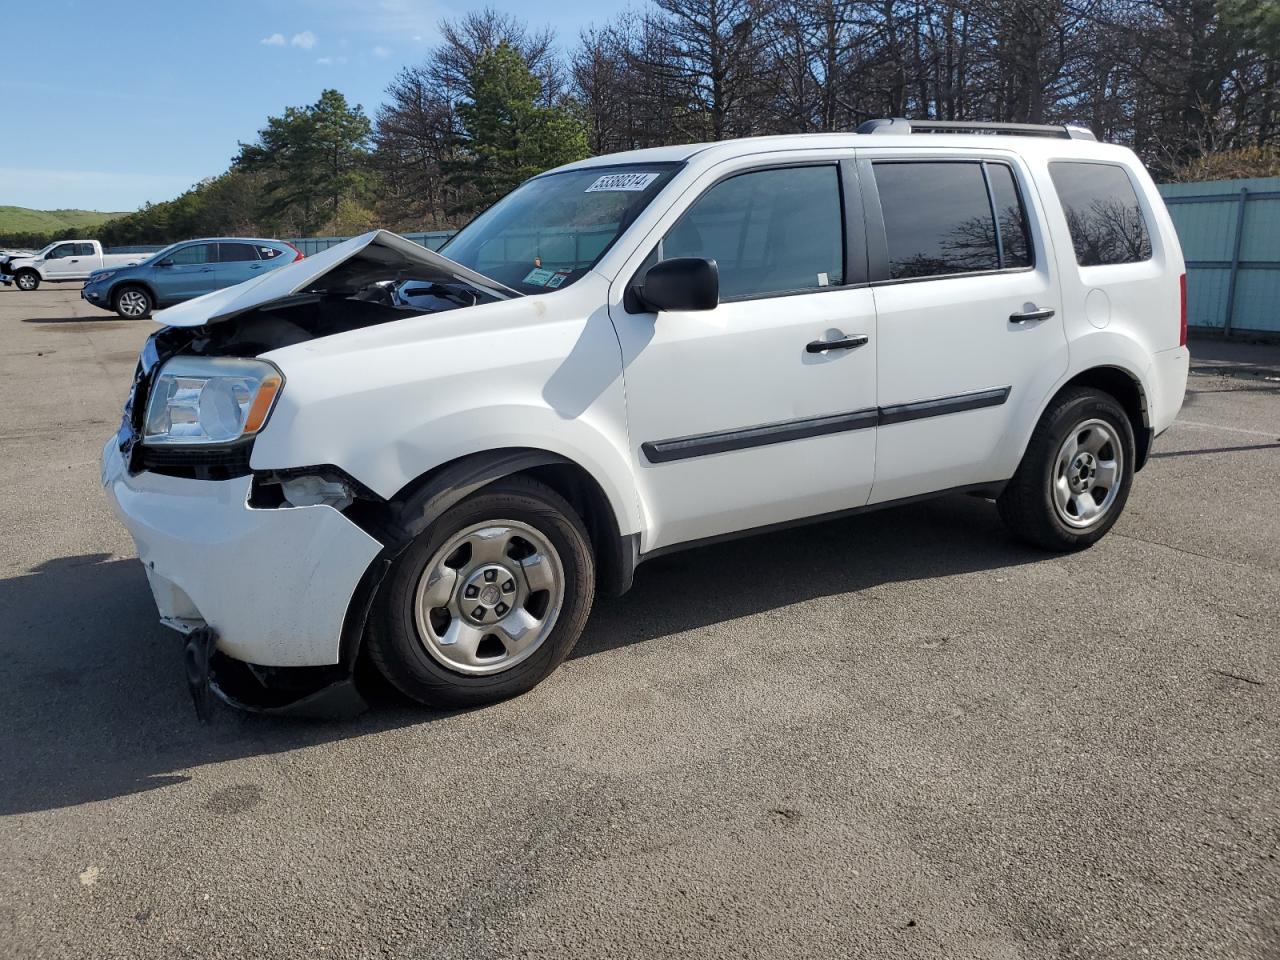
[1,240,145,291]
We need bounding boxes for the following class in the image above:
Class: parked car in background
[81,238,304,318]
[1,239,144,290]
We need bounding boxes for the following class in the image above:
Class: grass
[0,206,129,236]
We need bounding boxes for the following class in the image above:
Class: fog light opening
[281,475,355,511]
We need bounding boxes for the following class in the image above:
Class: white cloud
[372,46,391,58]
[316,56,347,66]
[291,30,318,49]
[260,33,286,46]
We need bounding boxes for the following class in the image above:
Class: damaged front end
[112,231,521,721]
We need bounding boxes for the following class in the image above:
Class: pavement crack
[1112,531,1255,570]
[1210,668,1265,686]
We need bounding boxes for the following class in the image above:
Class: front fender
[250,288,641,538]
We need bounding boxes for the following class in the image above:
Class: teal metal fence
[288,230,453,256]
[1158,177,1280,336]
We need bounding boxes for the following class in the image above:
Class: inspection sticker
[523,267,556,286]
[585,172,660,193]
[546,271,571,288]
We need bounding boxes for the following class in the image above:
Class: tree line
[5,0,1276,249]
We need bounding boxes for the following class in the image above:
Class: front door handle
[806,334,869,353]
[1009,307,1055,324]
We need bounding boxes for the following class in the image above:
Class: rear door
[158,242,219,301]
[215,242,263,288]
[859,150,1068,503]
[609,157,879,551]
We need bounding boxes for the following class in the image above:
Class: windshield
[440,164,679,294]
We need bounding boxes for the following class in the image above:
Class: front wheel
[113,285,153,319]
[998,387,1135,551]
[14,270,39,291]
[368,476,596,708]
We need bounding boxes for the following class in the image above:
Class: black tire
[998,387,1135,551]
[113,285,153,319]
[368,476,596,708]
[14,270,39,292]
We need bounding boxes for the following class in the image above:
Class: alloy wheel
[412,520,564,676]
[117,290,149,317]
[1052,418,1123,528]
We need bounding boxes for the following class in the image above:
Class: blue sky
[2,0,632,212]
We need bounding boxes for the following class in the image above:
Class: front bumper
[81,283,106,305]
[101,438,383,668]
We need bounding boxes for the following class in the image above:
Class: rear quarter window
[1049,161,1152,266]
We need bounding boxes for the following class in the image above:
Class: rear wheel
[368,476,595,708]
[113,286,153,319]
[14,270,39,291]
[998,387,1135,551]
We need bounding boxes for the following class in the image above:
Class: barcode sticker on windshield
[585,172,660,193]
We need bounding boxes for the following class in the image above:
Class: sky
[2,0,633,212]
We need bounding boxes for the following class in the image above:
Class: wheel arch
[388,447,636,598]
[1044,364,1152,470]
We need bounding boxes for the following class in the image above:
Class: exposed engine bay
[153,231,518,359]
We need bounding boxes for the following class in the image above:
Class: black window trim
[629,157,870,310]
[861,156,1038,286]
[1047,159,1154,268]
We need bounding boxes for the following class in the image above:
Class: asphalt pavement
[2,284,1277,959]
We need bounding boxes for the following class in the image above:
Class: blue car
[81,238,303,318]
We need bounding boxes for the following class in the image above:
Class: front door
[609,159,878,552]
[41,243,80,280]
[859,152,1069,503]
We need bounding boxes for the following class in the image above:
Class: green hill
[0,206,129,235]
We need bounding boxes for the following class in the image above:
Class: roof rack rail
[856,118,1097,142]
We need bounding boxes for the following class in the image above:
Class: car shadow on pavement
[574,491,1044,659]
[1,493,1042,816]
[21,316,136,325]
[0,554,436,817]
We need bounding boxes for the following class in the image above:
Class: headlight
[91,271,117,283]
[143,357,283,445]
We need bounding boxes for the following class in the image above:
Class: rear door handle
[1009,307,1055,324]
[806,334,869,353]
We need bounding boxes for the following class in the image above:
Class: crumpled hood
[153,229,520,328]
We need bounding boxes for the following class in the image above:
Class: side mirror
[634,258,719,312]
[157,259,173,268]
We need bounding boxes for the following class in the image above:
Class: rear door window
[1049,162,1152,265]
[986,164,1032,269]
[75,242,96,257]
[661,165,844,300]
[218,243,259,262]
[873,161,999,280]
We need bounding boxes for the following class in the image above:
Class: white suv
[102,120,1190,716]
